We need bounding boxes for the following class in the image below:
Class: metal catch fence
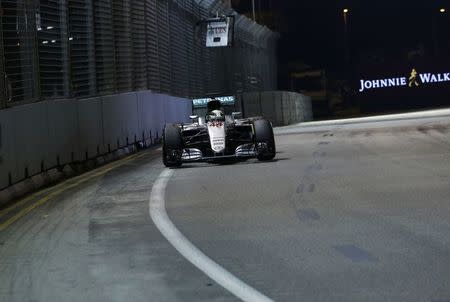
[0,0,278,109]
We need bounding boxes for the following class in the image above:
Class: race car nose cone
[208,121,226,153]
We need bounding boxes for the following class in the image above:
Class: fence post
[59,0,70,98]
[86,0,97,96]
[0,14,5,109]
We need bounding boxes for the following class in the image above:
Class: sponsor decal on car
[209,121,224,127]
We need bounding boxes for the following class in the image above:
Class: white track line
[277,108,450,130]
[149,169,274,302]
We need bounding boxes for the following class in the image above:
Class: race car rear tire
[163,124,183,167]
[253,119,276,161]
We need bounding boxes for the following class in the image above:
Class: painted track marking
[0,151,151,231]
[149,169,274,302]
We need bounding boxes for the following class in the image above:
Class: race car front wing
[181,143,256,162]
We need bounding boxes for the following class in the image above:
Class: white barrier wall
[239,91,313,126]
[0,91,192,190]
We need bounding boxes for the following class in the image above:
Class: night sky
[234,0,450,72]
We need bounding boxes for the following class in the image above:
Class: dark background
[232,0,450,117]
[232,0,450,73]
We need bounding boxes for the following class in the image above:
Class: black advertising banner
[354,58,450,113]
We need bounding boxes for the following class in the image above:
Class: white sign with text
[206,18,231,47]
[359,69,450,93]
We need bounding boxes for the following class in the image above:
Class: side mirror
[189,115,199,122]
[232,112,242,119]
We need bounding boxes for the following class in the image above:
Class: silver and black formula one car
[162,99,276,167]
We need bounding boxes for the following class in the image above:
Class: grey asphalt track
[1,113,449,302]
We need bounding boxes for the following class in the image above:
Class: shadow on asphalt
[172,157,290,169]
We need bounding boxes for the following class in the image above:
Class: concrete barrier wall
[0,109,15,188]
[7,103,49,182]
[0,91,191,189]
[47,100,79,166]
[102,93,140,151]
[240,91,313,126]
[77,97,104,160]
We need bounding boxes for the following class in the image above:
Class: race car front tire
[162,124,183,167]
[253,119,276,161]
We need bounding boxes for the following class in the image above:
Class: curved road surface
[1,112,450,302]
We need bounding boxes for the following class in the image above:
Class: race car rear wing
[192,96,239,117]
[192,96,236,109]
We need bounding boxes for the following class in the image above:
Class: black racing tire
[162,124,183,167]
[253,119,276,161]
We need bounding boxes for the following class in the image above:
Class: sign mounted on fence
[206,16,234,47]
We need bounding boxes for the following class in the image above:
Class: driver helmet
[207,99,222,112]
[210,110,223,118]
